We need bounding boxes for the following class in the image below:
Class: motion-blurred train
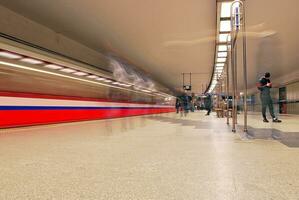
[0,35,175,128]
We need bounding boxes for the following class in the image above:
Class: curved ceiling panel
[0,0,216,94]
[236,0,299,90]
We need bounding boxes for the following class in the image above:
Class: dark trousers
[206,108,211,115]
[260,95,275,119]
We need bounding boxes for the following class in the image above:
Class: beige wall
[0,5,108,70]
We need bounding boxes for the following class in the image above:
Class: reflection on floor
[148,113,299,148]
[0,111,298,200]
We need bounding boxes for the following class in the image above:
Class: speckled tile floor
[0,111,299,200]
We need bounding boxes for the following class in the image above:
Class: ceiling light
[221,2,232,18]
[87,75,99,79]
[218,45,227,51]
[141,89,151,93]
[103,80,112,83]
[220,20,231,32]
[45,64,63,70]
[0,60,157,97]
[96,77,106,81]
[0,51,23,59]
[20,58,44,65]
[219,33,231,43]
[73,71,88,76]
[60,68,77,73]
[218,52,227,57]
[216,63,225,67]
[217,57,226,63]
[112,82,120,85]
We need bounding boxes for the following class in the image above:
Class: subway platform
[0,111,298,200]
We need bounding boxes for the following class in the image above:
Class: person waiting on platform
[204,93,212,116]
[257,72,282,123]
[175,97,181,114]
[180,92,190,117]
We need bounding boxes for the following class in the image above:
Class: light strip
[73,71,88,76]
[217,57,226,63]
[0,60,158,97]
[45,64,63,70]
[221,2,233,18]
[87,75,99,79]
[220,20,231,32]
[218,45,227,51]
[60,68,77,73]
[20,58,44,65]
[0,51,23,59]
[216,63,225,67]
[218,52,227,57]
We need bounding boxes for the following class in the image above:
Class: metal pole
[241,1,248,133]
[230,3,236,132]
[234,42,238,126]
[226,36,230,125]
[230,0,248,134]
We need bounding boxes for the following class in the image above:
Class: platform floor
[0,111,299,200]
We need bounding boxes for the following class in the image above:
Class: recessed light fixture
[221,2,233,18]
[44,64,63,70]
[0,51,23,59]
[60,68,77,73]
[218,45,227,51]
[141,89,151,93]
[216,63,225,67]
[218,52,227,58]
[73,71,88,76]
[87,75,99,79]
[20,58,44,65]
[217,57,226,63]
[219,33,231,43]
[96,77,106,81]
[220,20,231,32]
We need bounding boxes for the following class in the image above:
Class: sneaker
[273,118,282,123]
[263,118,269,123]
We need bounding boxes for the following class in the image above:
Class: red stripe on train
[0,108,175,128]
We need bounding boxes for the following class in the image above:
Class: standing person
[204,93,212,116]
[181,92,190,117]
[175,97,181,114]
[258,72,281,123]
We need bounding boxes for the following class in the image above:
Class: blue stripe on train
[0,106,169,111]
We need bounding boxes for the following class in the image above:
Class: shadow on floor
[148,116,299,148]
[245,126,299,148]
[147,116,230,130]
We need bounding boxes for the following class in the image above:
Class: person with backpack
[257,72,282,123]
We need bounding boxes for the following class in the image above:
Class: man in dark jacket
[258,72,281,123]
[204,93,212,116]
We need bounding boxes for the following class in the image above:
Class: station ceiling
[0,0,216,94]
[1,0,298,94]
